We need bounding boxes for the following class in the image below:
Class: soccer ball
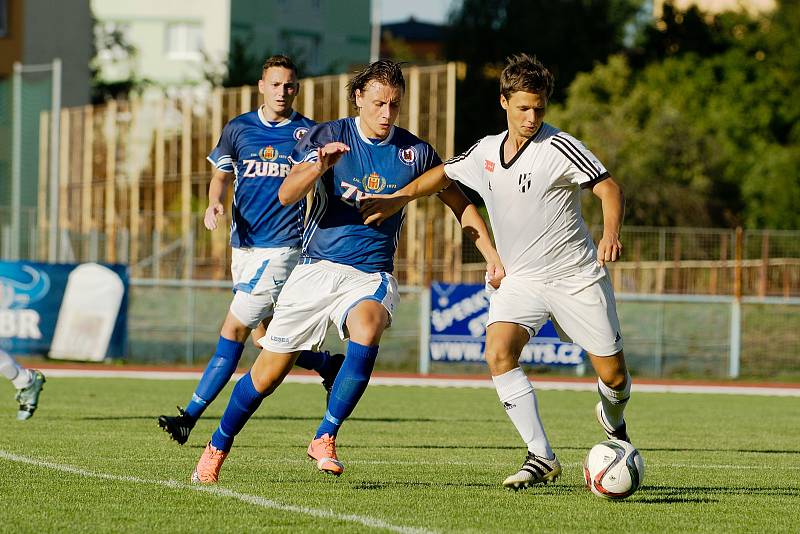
[583,439,644,499]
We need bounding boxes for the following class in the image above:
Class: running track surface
[27,364,800,397]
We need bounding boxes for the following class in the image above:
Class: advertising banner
[429,282,584,366]
[0,261,128,360]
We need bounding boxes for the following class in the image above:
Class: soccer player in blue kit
[191,60,504,483]
[158,55,342,446]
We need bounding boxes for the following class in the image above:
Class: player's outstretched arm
[205,169,233,231]
[279,142,350,205]
[437,183,505,289]
[592,176,625,266]
[360,163,452,225]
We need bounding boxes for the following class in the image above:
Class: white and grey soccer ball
[583,439,644,499]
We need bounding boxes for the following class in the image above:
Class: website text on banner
[0,261,128,361]
[429,283,584,365]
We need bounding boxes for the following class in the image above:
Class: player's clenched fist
[315,142,350,172]
[204,203,224,231]
[486,261,506,289]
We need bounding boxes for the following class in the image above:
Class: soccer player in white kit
[361,53,631,490]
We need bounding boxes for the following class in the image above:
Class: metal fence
[126,279,800,381]
[5,205,800,296]
[128,278,423,372]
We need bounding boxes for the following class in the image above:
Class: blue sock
[185,336,244,421]
[315,341,378,438]
[211,371,265,452]
[294,350,330,372]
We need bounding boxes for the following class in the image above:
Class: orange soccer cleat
[191,442,228,484]
[307,433,344,476]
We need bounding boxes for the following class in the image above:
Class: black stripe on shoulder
[580,171,611,190]
[553,134,602,176]
[551,138,599,180]
[444,140,480,165]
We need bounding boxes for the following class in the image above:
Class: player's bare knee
[484,347,518,373]
[597,363,628,390]
[346,305,389,345]
[349,322,386,346]
[600,372,627,391]
[250,373,281,396]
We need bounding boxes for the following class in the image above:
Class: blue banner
[429,283,584,366]
[0,261,128,359]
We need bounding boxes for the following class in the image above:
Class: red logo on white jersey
[484,160,495,172]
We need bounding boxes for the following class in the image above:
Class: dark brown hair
[500,53,554,100]
[346,59,405,107]
[262,55,298,77]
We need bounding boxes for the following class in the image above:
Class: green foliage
[446,0,641,149]
[216,38,272,88]
[549,0,800,229]
[90,17,151,103]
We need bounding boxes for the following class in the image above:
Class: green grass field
[1,377,799,533]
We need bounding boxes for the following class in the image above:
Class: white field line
[0,450,435,534]
[37,369,800,397]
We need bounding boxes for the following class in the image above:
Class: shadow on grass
[79,415,457,423]
[632,485,800,501]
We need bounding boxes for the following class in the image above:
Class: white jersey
[443,123,609,280]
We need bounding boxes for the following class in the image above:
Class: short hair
[262,55,298,77]
[500,54,554,101]
[347,59,405,107]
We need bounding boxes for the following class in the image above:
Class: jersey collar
[499,123,548,169]
[354,117,395,146]
[257,106,296,128]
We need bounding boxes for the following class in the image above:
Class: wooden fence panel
[34,63,800,294]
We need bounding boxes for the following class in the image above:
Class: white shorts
[259,260,399,353]
[228,246,300,327]
[487,268,623,357]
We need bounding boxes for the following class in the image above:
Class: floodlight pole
[48,58,62,263]
[11,62,22,259]
[369,0,380,62]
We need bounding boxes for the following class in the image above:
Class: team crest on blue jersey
[259,146,278,161]
[398,146,417,166]
[293,127,309,140]
[363,172,387,193]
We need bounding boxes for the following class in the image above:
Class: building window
[165,22,203,60]
[0,0,9,38]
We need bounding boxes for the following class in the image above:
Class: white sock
[0,350,32,388]
[492,367,554,459]
[598,371,631,430]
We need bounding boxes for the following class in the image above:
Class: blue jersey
[289,117,441,273]
[208,109,315,249]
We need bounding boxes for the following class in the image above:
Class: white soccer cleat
[502,451,561,490]
[16,370,45,421]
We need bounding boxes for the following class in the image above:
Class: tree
[445,0,641,150]
[90,18,150,103]
[548,0,800,229]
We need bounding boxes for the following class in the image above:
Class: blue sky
[379,0,462,24]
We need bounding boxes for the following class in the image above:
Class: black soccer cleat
[595,401,631,443]
[158,406,196,445]
[320,353,345,405]
[502,451,562,490]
